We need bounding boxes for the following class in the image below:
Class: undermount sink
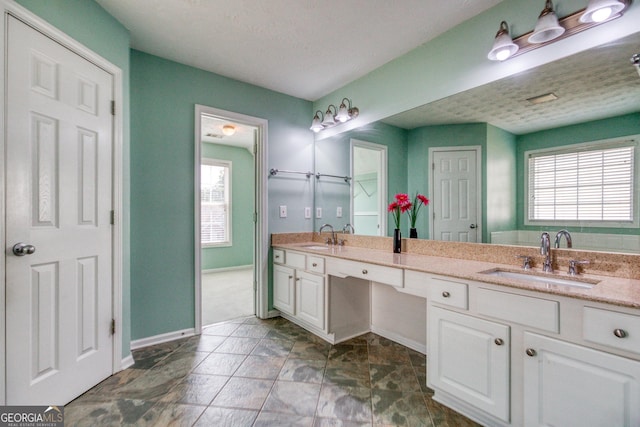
[300,244,329,250]
[481,269,598,289]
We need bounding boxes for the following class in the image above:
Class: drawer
[327,258,403,288]
[428,277,468,309]
[307,256,325,274]
[476,288,559,333]
[583,307,640,356]
[273,249,285,264]
[285,251,306,269]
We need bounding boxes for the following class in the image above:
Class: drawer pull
[494,338,504,346]
[442,291,451,298]
[275,255,280,259]
[296,278,300,281]
[362,269,368,275]
[288,275,293,279]
[525,348,537,357]
[312,263,318,267]
[613,328,628,338]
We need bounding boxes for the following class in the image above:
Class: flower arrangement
[388,193,412,229]
[408,193,429,228]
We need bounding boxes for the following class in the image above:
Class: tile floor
[65,316,480,426]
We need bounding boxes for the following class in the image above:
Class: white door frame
[0,0,125,404]
[428,146,482,241]
[194,105,269,334]
[350,139,388,237]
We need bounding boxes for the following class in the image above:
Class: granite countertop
[273,241,640,309]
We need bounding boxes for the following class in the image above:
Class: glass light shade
[321,109,336,126]
[580,0,625,23]
[528,10,565,43]
[222,125,236,136]
[488,21,519,61]
[310,114,324,132]
[335,103,350,122]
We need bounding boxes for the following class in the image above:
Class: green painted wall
[130,50,313,340]
[516,112,640,235]
[486,125,517,235]
[201,143,254,270]
[315,121,408,234]
[16,0,132,358]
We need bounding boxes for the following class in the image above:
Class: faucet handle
[515,255,532,270]
[568,260,589,276]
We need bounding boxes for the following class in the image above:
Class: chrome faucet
[540,232,553,273]
[319,223,336,245]
[342,224,355,234]
[554,229,572,249]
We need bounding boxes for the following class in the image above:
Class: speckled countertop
[272,233,640,309]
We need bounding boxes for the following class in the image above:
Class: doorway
[429,146,482,242]
[351,139,388,236]
[195,106,268,331]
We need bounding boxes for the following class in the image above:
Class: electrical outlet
[279,205,287,218]
[304,207,311,219]
[336,206,342,218]
[316,207,322,219]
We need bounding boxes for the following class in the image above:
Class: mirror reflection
[314,32,640,253]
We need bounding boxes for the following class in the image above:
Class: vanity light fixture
[580,0,626,22]
[488,21,519,61]
[310,98,359,132]
[632,53,640,77]
[529,0,565,44]
[488,0,631,61]
[222,125,236,136]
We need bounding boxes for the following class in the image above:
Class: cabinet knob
[613,328,628,338]
[525,348,537,357]
[288,275,293,279]
[494,338,504,346]
[312,263,318,267]
[442,291,451,298]
[362,269,368,275]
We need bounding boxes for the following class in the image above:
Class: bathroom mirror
[313,31,640,253]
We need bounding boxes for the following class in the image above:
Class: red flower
[387,202,399,212]
[400,202,413,213]
[417,194,429,205]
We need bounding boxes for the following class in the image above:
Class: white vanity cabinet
[523,332,640,427]
[428,306,510,422]
[272,249,326,331]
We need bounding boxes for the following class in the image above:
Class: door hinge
[253,212,258,223]
[432,163,435,170]
[110,319,116,335]
[111,100,116,116]
[433,211,436,220]
[110,210,115,225]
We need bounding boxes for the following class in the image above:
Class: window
[526,139,638,227]
[201,159,231,246]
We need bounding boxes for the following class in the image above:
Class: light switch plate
[279,205,287,218]
[336,206,342,218]
[316,207,322,219]
[304,207,311,219]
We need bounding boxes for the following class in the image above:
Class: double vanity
[272,232,640,427]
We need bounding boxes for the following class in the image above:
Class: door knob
[13,243,36,256]
[469,224,477,229]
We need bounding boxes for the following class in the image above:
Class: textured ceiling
[95,0,502,101]
[382,32,640,134]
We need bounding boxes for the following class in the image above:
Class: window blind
[528,145,634,222]
[201,162,230,244]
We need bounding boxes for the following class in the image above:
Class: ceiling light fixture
[488,0,631,61]
[222,125,236,136]
[310,98,359,133]
[488,21,519,61]
[580,0,626,22]
[529,0,565,44]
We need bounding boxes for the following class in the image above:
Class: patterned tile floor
[65,316,480,426]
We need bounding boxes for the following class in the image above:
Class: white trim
[0,0,125,404]
[201,264,253,274]
[120,355,135,370]
[524,136,640,229]
[350,139,388,236]
[428,146,483,242]
[370,325,426,354]
[195,105,268,336]
[130,328,195,351]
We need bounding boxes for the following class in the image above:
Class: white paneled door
[431,149,480,242]
[5,16,114,405]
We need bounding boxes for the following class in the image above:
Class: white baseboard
[370,325,426,354]
[201,264,253,274]
[120,354,135,370]
[130,328,195,351]
[265,309,280,319]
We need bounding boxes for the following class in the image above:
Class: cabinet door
[296,270,325,330]
[523,332,640,427]
[428,306,510,422]
[273,264,295,316]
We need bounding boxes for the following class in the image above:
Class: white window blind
[528,144,635,222]
[201,160,231,245]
